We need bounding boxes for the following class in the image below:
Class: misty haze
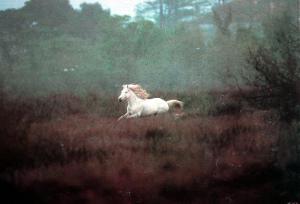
[0,0,299,203]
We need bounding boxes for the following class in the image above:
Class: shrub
[245,13,300,122]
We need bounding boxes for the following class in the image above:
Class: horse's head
[118,84,131,102]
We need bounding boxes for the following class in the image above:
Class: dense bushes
[244,13,300,122]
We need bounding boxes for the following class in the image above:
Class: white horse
[118,84,184,120]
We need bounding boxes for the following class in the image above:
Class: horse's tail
[166,100,184,110]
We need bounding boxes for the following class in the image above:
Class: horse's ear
[122,84,126,88]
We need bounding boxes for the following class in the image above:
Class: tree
[136,0,213,28]
[212,3,232,36]
[0,9,30,90]
[22,0,74,28]
[66,3,111,39]
[245,13,300,121]
[227,0,299,24]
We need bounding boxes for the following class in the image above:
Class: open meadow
[1,90,298,204]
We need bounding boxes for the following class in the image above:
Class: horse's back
[148,98,169,108]
[142,98,169,115]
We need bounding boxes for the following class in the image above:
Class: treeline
[0,0,298,97]
[0,0,205,96]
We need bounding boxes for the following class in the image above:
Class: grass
[0,90,298,203]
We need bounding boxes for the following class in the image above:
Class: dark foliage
[245,13,300,121]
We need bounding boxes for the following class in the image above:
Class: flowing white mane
[128,84,150,99]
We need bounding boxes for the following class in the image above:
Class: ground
[0,92,298,204]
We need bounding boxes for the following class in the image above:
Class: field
[0,91,298,204]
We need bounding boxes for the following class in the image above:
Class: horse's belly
[142,98,169,116]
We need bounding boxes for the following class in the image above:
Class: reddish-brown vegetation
[0,91,298,203]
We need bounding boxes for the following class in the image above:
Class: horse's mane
[128,84,150,99]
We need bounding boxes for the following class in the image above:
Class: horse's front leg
[126,112,141,119]
[118,112,129,121]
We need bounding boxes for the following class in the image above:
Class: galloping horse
[118,84,184,120]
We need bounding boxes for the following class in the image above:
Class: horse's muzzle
[118,98,122,102]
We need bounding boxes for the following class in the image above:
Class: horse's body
[118,84,183,120]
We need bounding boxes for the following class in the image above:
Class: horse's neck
[127,91,143,107]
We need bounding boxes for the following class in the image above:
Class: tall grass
[0,90,298,203]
